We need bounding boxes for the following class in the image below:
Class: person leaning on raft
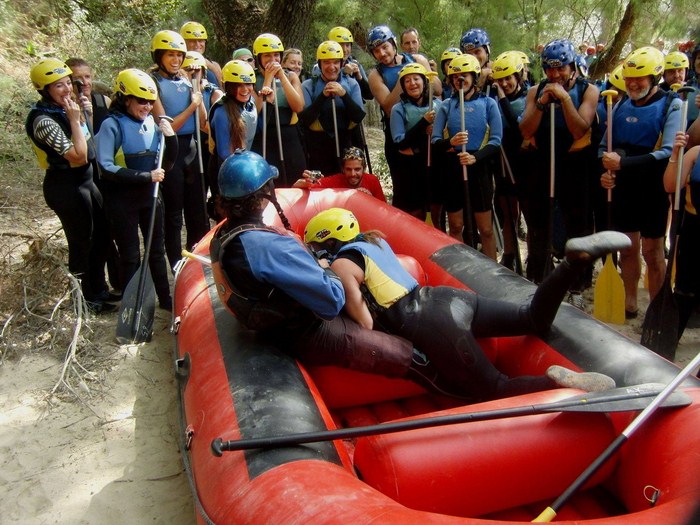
[292,147,386,202]
[304,207,627,401]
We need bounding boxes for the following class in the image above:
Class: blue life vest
[106,113,160,172]
[534,78,591,153]
[612,94,674,151]
[152,73,196,135]
[442,95,493,151]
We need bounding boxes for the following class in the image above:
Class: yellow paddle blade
[593,255,626,324]
[426,212,434,227]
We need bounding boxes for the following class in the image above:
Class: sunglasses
[133,96,154,106]
[245,57,255,63]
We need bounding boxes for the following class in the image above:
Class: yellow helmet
[398,63,429,81]
[180,21,208,40]
[304,208,360,244]
[496,50,530,65]
[253,33,284,56]
[221,60,256,84]
[440,47,462,64]
[30,58,72,90]
[608,64,626,92]
[447,54,481,77]
[328,26,353,43]
[151,30,187,54]
[622,46,664,79]
[492,52,525,80]
[114,68,158,100]
[317,40,344,61]
[664,50,689,70]
[182,51,207,70]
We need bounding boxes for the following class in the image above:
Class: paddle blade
[116,265,155,344]
[593,255,626,324]
[640,285,679,361]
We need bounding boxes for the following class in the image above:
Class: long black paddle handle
[359,122,373,174]
[132,116,172,334]
[533,351,700,522]
[210,385,689,456]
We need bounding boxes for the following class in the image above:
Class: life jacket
[304,75,358,134]
[533,77,593,153]
[337,238,418,313]
[255,71,299,127]
[208,97,257,159]
[151,72,196,135]
[442,93,492,152]
[25,102,91,170]
[104,112,160,172]
[611,90,678,153]
[376,53,415,118]
[210,222,317,332]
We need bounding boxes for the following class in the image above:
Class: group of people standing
[25,20,700,346]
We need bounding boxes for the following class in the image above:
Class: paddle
[532,351,700,522]
[458,77,474,247]
[210,383,691,455]
[500,145,524,275]
[181,249,211,265]
[330,95,340,168]
[116,116,173,344]
[640,86,693,360]
[272,79,287,183]
[593,89,625,324]
[191,75,209,227]
[543,102,556,278]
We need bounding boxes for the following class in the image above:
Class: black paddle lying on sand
[532,350,700,522]
[211,383,691,455]
[116,116,173,344]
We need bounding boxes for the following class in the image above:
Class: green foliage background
[0,0,698,176]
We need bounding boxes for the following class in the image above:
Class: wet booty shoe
[564,231,631,265]
[546,365,616,392]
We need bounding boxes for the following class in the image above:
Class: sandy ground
[0,191,698,524]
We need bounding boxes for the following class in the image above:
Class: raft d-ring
[643,485,660,507]
[185,425,195,451]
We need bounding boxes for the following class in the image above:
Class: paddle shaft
[359,121,373,174]
[544,102,556,277]
[211,385,689,456]
[533,351,700,522]
[272,80,286,182]
[132,117,171,336]
[262,94,267,159]
[459,80,474,247]
[191,77,209,226]
[331,96,340,159]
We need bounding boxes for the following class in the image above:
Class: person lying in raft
[304,207,629,400]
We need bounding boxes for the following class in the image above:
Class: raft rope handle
[643,485,660,507]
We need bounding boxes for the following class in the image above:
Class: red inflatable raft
[173,189,700,524]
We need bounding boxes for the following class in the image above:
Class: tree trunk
[588,0,636,80]
[202,0,317,54]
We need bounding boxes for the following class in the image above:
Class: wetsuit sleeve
[298,83,326,128]
[96,119,152,184]
[390,103,407,143]
[355,62,374,101]
[431,102,452,152]
[162,134,178,172]
[242,232,345,320]
[32,115,72,156]
[341,79,366,123]
[499,97,520,129]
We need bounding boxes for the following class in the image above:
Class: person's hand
[539,82,570,105]
[151,168,165,182]
[450,130,468,148]
[423,109,435,124]
[61,96,82,122]
[264,61,284,80]
[317,257,330,269]
[343,62,359,77]
[190,91,203,107]
[601,151,622,171]
[259,85,275,102]
[77,94,93,115]
[458,151,476,165]
[324,82,346,97]
[600,170,615,189]
[159,119,175,137]
[673,131,689,151]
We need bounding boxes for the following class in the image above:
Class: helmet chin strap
[258,187,292,231]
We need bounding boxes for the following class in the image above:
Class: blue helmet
[541,39,576,69]
[575,54,589,77]
[460,28,490,53]
[218,150,278,199]
[366,25,396,52]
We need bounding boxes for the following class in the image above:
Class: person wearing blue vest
[367,25,439,204]
[150,30,209,271]
[460,28,494,95]
[300,40,365,175]
[96,69,177,311]
[251,33,306,187]
[664,131,700,348]
[519,39,600,306]
[431,54,502,259]
[389,63,439,220]
[180,21,222,87]
[600,46,682,319]
[492,51,529,272]
[305,208,624,401]
[207,59,257,219]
